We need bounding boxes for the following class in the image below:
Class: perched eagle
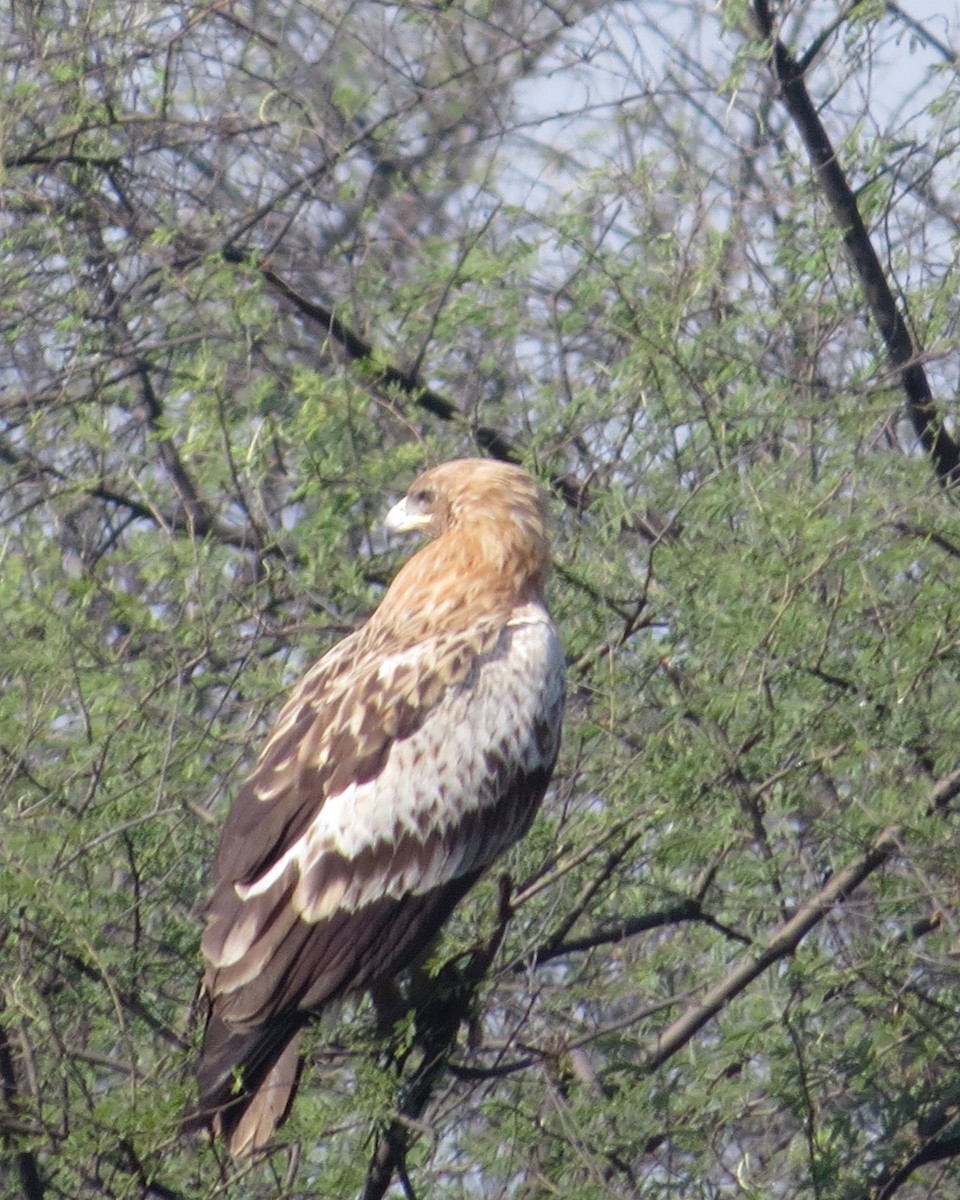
[192,459,565,1156]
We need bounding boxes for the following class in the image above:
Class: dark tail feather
[186,1013,305,1157]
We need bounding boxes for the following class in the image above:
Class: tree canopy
[3,1,960,1198]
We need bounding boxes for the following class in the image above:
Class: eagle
[192,458,565,1156]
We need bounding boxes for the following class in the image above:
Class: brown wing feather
[203,615,560,988]
[194,868,487,1156]
[203,767,552,1028]
[211,621,503,888]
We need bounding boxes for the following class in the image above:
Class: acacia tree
[3,1,960,1197]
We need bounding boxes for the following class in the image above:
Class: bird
[191,458,566,1156]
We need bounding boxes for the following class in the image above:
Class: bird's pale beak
[384,497,432,534]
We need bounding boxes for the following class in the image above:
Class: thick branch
[751,0,960,486]
[928,762,960,813]
[642,827,901,1071]
[868,1130,960,1200]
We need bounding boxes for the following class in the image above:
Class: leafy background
[3,1,960,1197]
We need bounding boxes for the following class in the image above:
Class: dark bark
[752,0,960,486]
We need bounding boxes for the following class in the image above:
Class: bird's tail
[186,1012,304,1157]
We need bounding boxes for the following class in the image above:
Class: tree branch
[0,1020,45,1200]
[217,245,588,512]
[526,899,751,970]
[642,827,901,1071]
[0,432,271,555]
[751,0,960,486]
[867,1130,960,1200]
[885,2,958,65]
[928,762,960,813]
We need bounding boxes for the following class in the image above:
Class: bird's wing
[202,603,564,1027]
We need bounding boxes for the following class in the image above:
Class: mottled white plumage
[191,459,565,1156]
[236,608,560,906]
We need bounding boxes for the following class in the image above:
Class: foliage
[3,1,960,1198]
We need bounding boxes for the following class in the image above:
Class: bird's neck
[375,518,549,638]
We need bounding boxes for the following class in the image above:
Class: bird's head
[383,458,553,611]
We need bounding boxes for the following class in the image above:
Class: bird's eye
[412,488,435,507]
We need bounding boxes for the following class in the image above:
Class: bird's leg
[370,979,407,1041]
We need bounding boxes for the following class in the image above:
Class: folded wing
[196,602,564,1153]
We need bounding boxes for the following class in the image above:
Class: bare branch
[867,1131,960,1200]
[885,2,959,65]
[642,827,902,1072]
[527,899,751,970]
[751,0,960,486]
